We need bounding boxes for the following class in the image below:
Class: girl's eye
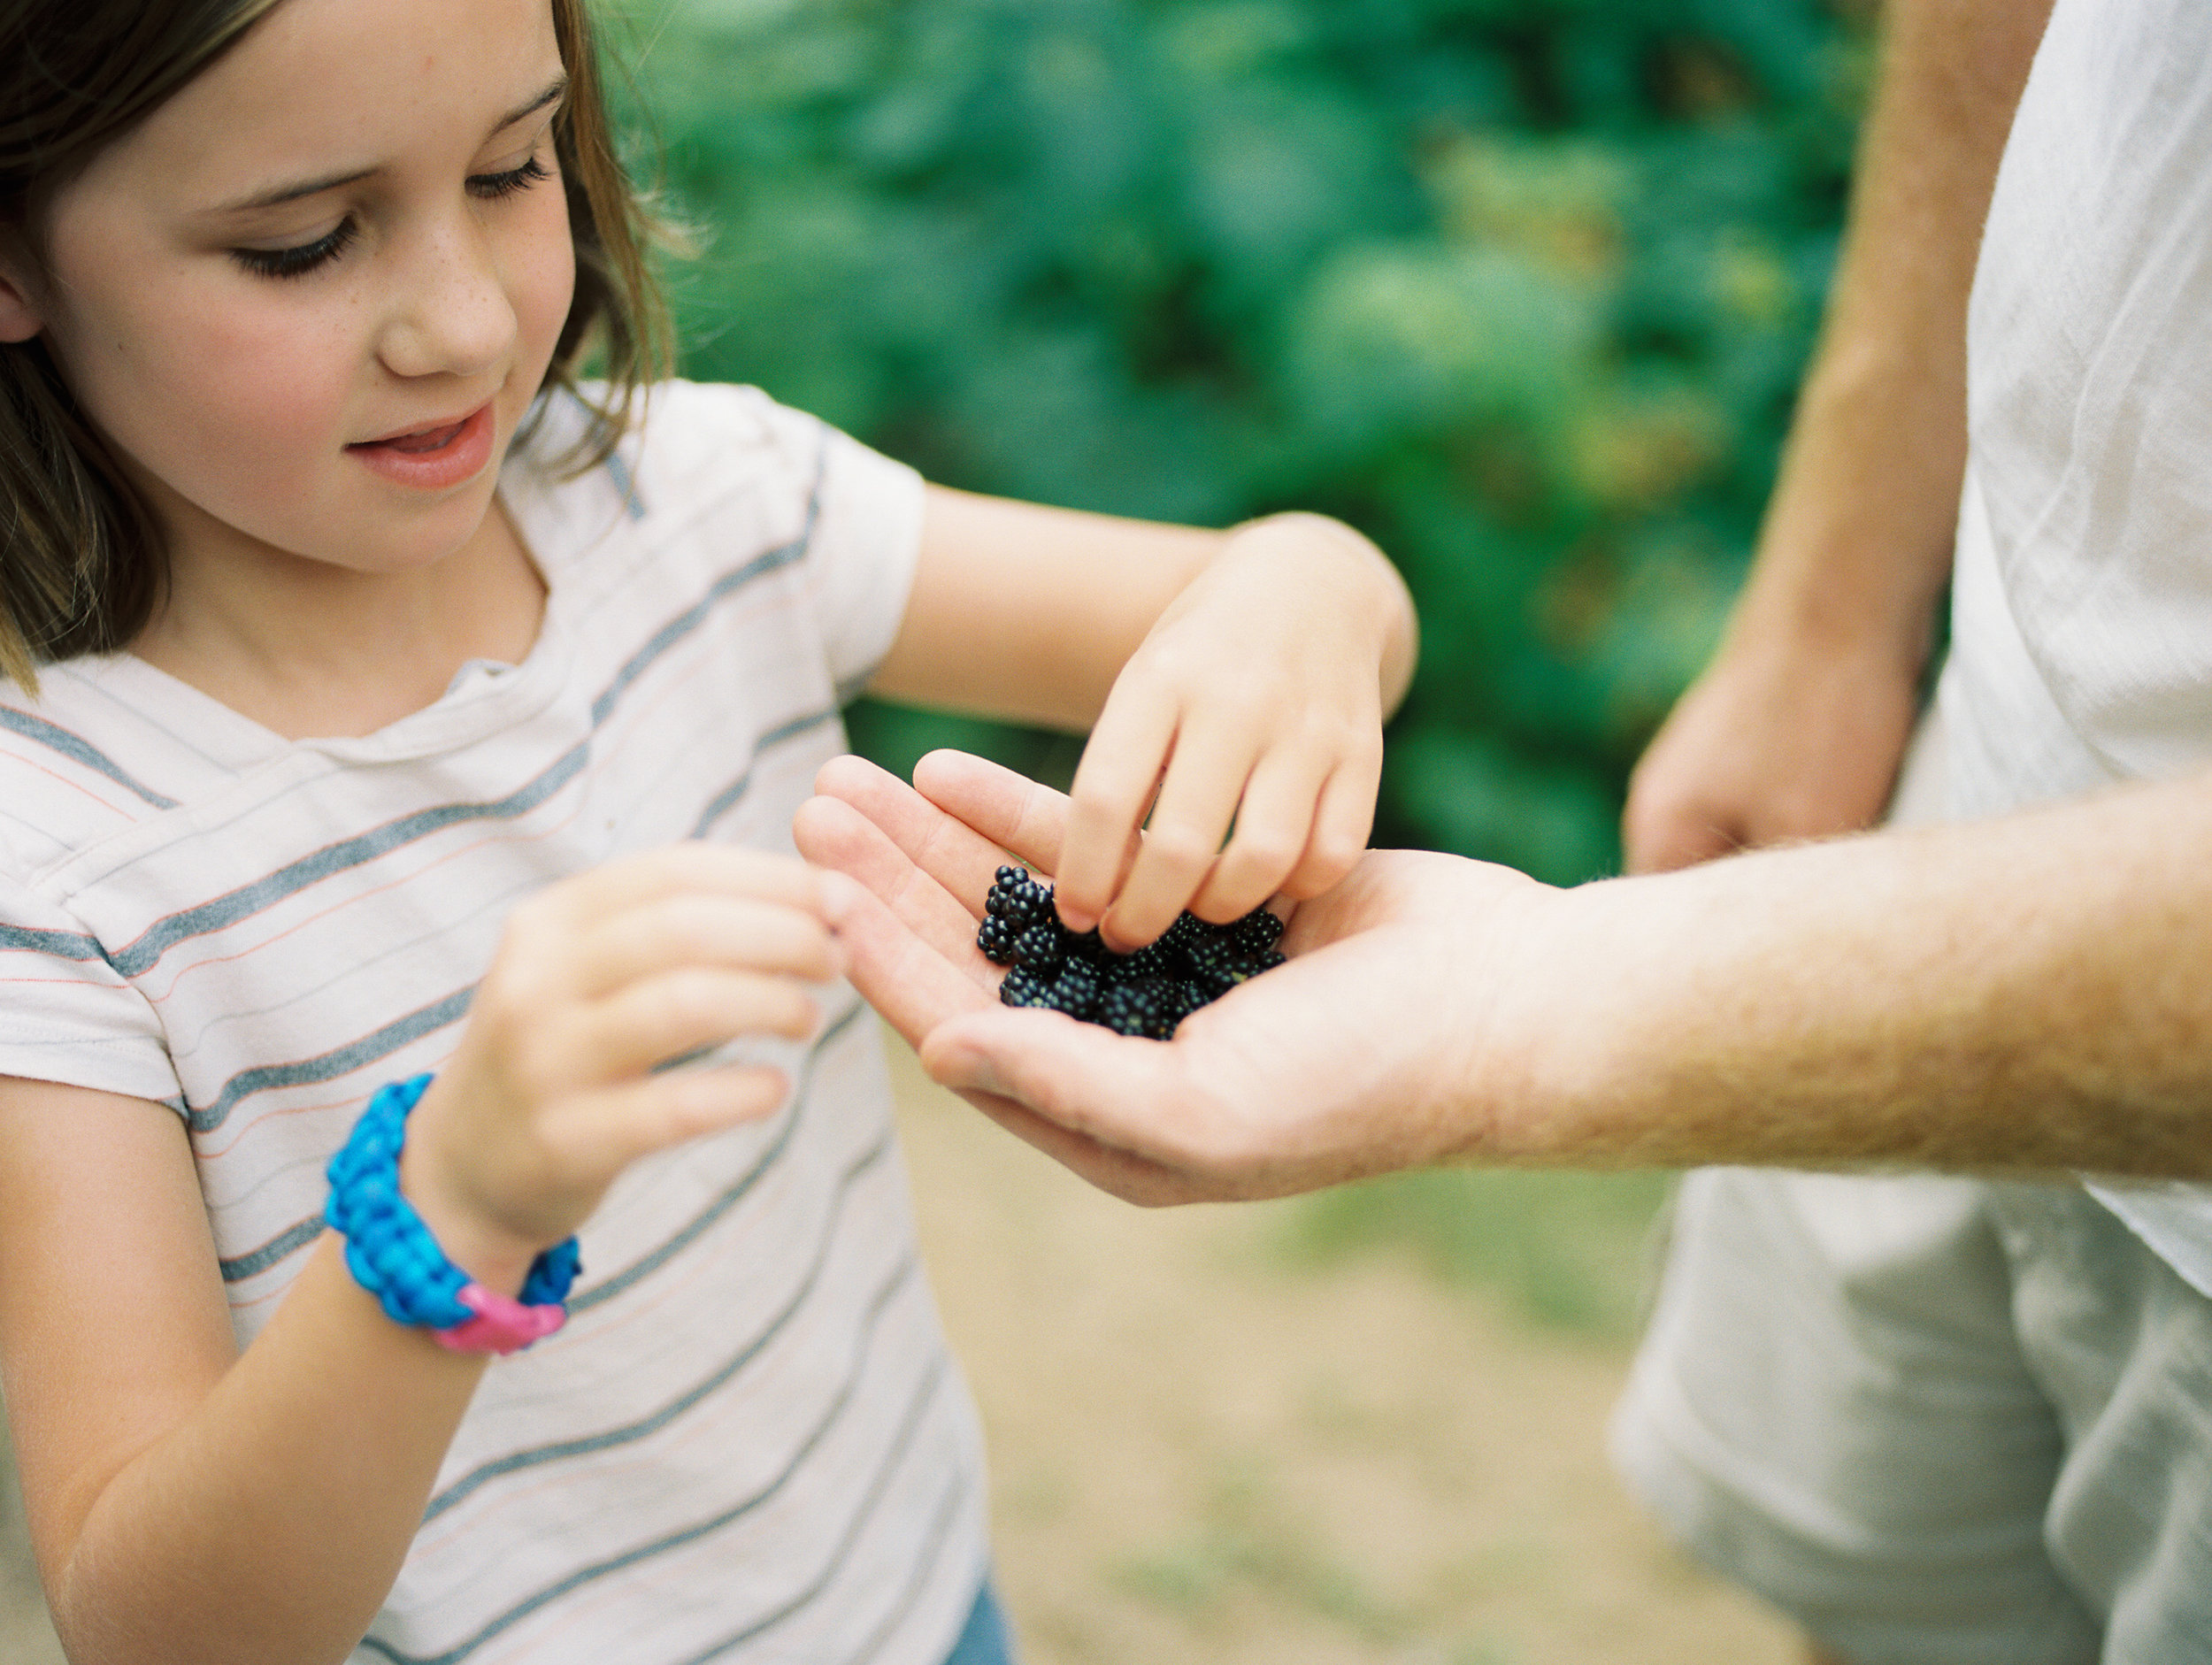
[225,152,549,280]
[231,216,359,281]
[468,154,554,201]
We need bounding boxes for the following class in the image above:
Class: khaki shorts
[1609,1169,2212,1663]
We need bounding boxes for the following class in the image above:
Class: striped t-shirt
[0,381,988,1665]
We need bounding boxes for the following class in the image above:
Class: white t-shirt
[0,381,987,1664]
[1940,0,2212,1294]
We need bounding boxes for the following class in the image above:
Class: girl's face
[1,0,575,592]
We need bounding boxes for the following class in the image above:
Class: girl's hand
[396,847,847,1285]
[1052,513,1413,948]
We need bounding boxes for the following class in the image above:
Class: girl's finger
[563,967,822,1083]
[540,1065,797,1178]
[1278,753,1382,901]
[534,841,827,925]
[1185,743,1335,923]
[573,893,842,998]
[1101,713,1258,948]
[1056,684,1180,931]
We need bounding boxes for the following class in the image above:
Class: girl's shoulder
[517,380,837,524]
[509,382,922,627]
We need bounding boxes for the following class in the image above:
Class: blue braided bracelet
[326,1075,580,1353]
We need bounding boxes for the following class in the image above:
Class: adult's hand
[1624,0,2056,876]
[1622,620,1924,873]
[801,748,2212,1190]
[793,750,1554,1204]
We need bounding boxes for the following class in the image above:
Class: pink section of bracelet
[432,1283,571,1354]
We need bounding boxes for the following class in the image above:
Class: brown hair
[0,0,672,692]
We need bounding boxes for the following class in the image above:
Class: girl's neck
[130,499,546,743]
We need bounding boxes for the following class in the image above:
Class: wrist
[328,1077,578,1353]
[1460,870,1717,1169]
[1226,512,1417,710]
[395,1093,539,1297]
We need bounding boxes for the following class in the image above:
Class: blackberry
[1169,979,1210,1020]
[1095,981,1157,1037]
[998,964,1053,1009]
[1164,911,1211,953]
[1231,908,1285,956]
[986,866,1046,930]
[976,916,1019,965]
[1049,962,1102,1020]
[976,877,1287,1039]
[1013,919,1067,971]
[1131,977,1187,1040]
[1110,939,1179,982]
[1185,934,1250,987]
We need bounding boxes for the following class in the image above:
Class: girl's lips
[346,402,496,490]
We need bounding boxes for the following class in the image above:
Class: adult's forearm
[1732,0,2049,657]
[1526,772,2212,1177]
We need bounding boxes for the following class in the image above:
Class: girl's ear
[0,236,44,343]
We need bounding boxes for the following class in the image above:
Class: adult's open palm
[794,750,1549,1204]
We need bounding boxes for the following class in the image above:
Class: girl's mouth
[347,402,497,490]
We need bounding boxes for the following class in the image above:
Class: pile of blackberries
[978,864,1286,1039]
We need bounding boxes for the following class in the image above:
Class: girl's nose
[377,209,518,383]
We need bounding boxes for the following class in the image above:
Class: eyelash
[230,153,556,281]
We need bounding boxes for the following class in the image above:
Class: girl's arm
[867,486,1417,948]
[0,1081,494,1665]
[0,846,845,1665]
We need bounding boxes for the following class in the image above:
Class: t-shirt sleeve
[0,873,177,1108]
[801,415,929,702]
[632,381,926,702]
[766,395,926,699]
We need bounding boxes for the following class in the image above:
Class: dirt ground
[0,1030,1801,1664]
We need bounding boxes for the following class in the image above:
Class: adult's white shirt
[1940,0,2212,1293]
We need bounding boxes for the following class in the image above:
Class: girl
[0,1,1416,1661]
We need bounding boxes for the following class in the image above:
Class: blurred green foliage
[1279,1166,1673,1336]
[626,0,1868,882]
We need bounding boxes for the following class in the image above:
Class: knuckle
[657,971,731,1033]
[1302,833,1361,886]
[1142,824,1215,873]
[761,983,814,1035]
[1065,782,1132,832]
[1224,831,1298,880]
